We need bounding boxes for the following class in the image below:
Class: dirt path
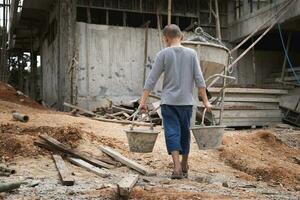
[0,98,299,199]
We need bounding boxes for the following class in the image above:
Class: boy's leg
[161,105,182,175]
[177,106,193,172]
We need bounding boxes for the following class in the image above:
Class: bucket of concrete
[125,111,159,153]
[191,108,225,150]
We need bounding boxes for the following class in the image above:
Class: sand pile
[219,131,300,187]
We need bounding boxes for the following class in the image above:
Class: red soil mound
[0,81,44,109]
[0,124,83,161]
[220,131,300,188]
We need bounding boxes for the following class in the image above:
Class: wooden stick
[40,134,114,169]
[214,0,221,40]
[63,102,96,116]
[93,116,152,127]
[99,146,155,176]
[167,0,172,25]
[118,174,139,197]
[112,105,134,114]
[67,157,110,178]
[156,4,163,50]
[52,155,75,186]
[143,21,150,86]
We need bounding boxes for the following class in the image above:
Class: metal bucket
[125,128,159,153]
[191,109,225,150]
[125,111,160,153]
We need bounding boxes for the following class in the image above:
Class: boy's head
[163,24,183,46]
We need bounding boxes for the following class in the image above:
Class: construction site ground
[0,83,299,200]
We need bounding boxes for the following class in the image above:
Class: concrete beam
[229,0,300,42]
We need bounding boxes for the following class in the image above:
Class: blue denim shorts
[161,104,193,155]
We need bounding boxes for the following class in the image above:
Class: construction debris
[39,134,114,169]
[100,146,156,176]
[64,102,161,127]
[52,154,75,186]
[0,165,16,175]
[117,174,139,198]
[12,112,29,122]
[0,182,25,193]
[67,157,110,178]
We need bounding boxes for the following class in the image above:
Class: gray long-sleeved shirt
[144,46,206,105]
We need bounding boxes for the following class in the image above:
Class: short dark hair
[163,24,183,38]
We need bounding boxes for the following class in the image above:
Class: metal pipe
[12,112,29,122]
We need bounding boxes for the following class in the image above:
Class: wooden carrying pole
[168,0,172,25]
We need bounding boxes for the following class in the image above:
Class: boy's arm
[139,52,164,112]
[193,52,212,112]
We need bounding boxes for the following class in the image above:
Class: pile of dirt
[0,124,83,160]
[0,81,44,109]
[219,131,300,188]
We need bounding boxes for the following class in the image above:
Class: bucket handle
[130,108,154,131]
[201,108,216,126]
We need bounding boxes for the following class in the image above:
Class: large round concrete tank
[181,41,229,86]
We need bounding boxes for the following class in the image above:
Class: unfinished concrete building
[7,0,300,127]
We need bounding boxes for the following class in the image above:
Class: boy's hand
[203,101,212,112]
[138,103,148,113]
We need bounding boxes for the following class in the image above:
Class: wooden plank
[208,87,288,95]
[221,102,279,110]
[212,110,281,118]
[118,174,139,197]
[99,146,155,176]
[214,119,282,127]
[221,97,280,103]
[40,134,114,169]
[52,155,75,186]
[64,102,96,116]
[93,116,152,127]
[112,105,134,114]
[67,157,110,178]
[198,102,279,110]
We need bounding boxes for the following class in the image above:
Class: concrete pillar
[30,52,38,99]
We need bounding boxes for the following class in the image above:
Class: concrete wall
[76,23,165,110]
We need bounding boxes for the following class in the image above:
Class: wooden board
[52,154,74,186]
[40,134,114,169]
[217,118,282,127]
[63,102,96,116]
[219,102,278,110]
[208,87,288,95]
[67,157,110,178]
[212,110,281,118]
[220,97,280,103]
[99,146,155,176]
[197,102,279,110]
[117,174,139,197]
